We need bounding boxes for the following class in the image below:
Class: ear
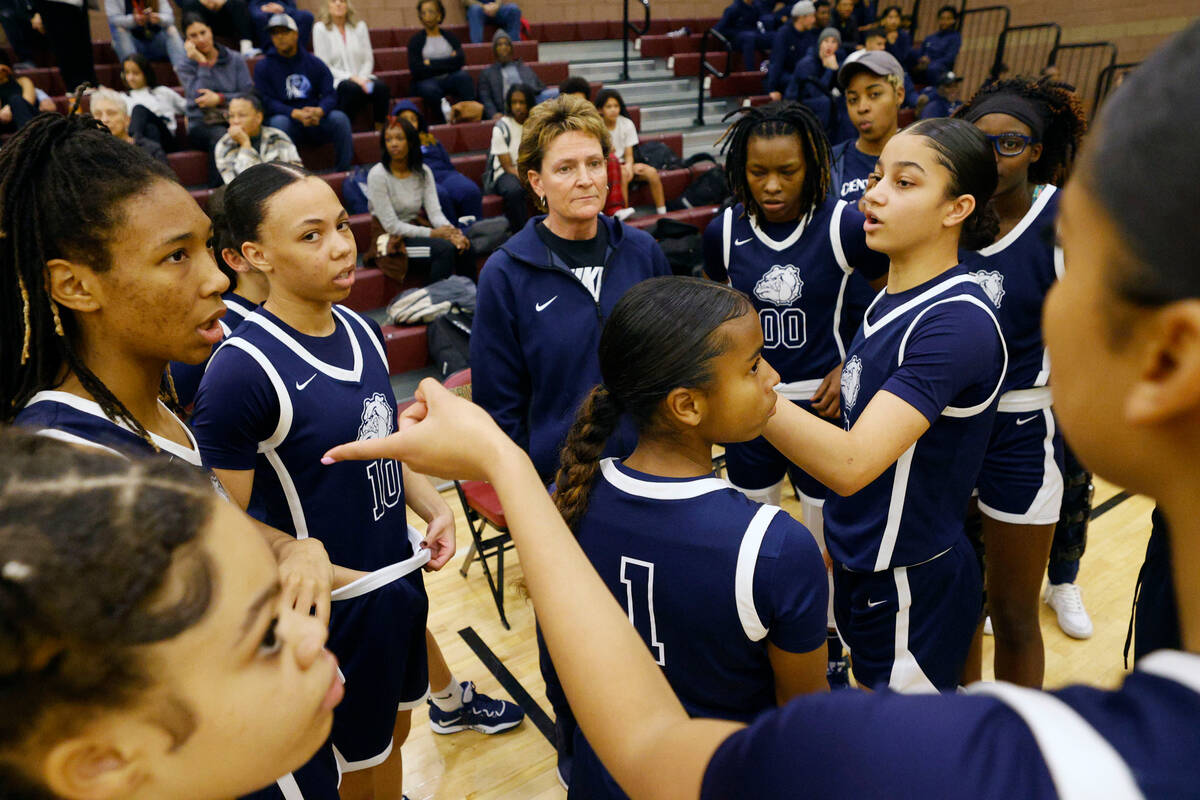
[41,733,147,800]
[1125,301,1200,426]
[527,170,543,204]
[894,82,905,106]
[1028,141,1044,166]
[222,247,251,273]
[240,241,273,275]
[662,386,704,430]
[942,192,975,229]
[45,258,101,315]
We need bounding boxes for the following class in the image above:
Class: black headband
[964,93,1050,140]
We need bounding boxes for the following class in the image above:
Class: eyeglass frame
[984,133,1038,158]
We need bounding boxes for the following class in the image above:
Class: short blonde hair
[517,95,611,200]
[318,0,358,27]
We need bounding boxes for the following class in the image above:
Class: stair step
[538,40,628,63]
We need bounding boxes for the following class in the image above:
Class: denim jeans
[268,109,353,171]
[109,25,187,67]
[466,2,521,43]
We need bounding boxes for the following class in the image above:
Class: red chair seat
[461,480,507,529]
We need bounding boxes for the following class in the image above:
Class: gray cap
[266,12,297,31]
[817,26,841,46]
[492,28,512,44]
[792,1,816,16]
[837,48,904,89]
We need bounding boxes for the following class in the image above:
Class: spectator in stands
[478,29,555,120]
[715,0,772,72]
[178,13,253,184]
[766,1,818,102]
[595,88,666,217]
[558,75,590,101]
[758,0,791,33]
[489,82,531,231]
[248,0,312,51]
[848,0,873,28]
[0,50,36,132]
[861,28,914,107]
[106,0,186,67]
[254,12,353,171]
[828,0,860,49]
[910,4,960,84]
[917,70,962,119]
[393,98,483,223]
[179,0,259,57]
[121,53,186,150]
[829,49,904,202]
[877,5,911,66]
[409,0,476,125]
[89,86,168,163]
[34,0,96,92]
[462,0,520,45]
[214,91,301,182]
[313,0,390,130]
[784,26,839,103]
[814,0,831,30]
[368,117,473,283]
[0,0,46,69]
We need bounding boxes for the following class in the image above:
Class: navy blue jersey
[191,305,412,572]
[703,201,888,398]
[826,267,1006,571]
[830,140,879,203]
[171,291,259,409]
[960,185,1062,395]
[703,649,1200,799]
[576,459,828,722]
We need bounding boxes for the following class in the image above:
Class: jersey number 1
[366,459,403,521]
[620,557,666,666]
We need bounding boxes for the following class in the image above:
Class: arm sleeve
[106,0,135,30]
[430,31,466,73]
[190,346,281,471]
[275,130,301,164]
[160,85,187,115]
[176,59,199,106]
[469,261,532,449]
[518,61,545,93]
[881,300,1004,424]
[407,33,427,81]
[488,120,508,157]
[621,116,639,148]
[422,166,452,228]
[215,134,243,183]
[155,0,174,26]
[479,68,501,118]
[312,24,350,85]
[702,213,728,282]
[835,202,889,280]
[357,22,375,77]
[753,514,828,653]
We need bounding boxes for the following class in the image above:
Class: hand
[483,1,500,14]
[261,1,284,12]
[229,123,250,147]
[821,53,839,71]
[148,10,161,24]
[430,225,458,240]
[810,362,842,419]
[422,511,457,570]
[0,106,11,125]
[38,96,56,112]
[308,105,324,121]
[491,111,503,120]
[185,39,205,62]
[322,378,519,483]
[195,87,221,107]
[768,91,782,102]
[451,230,470,253]
[30,12,43,33]
[273,535,333,627]
[133,9,147,25]
[917,55,930,68]
[352,75,369,89]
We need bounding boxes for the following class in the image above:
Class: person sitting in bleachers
[784,26,839,102]
[247,0,312,50]
[558,75,590,101]
[392,98,483,223]
[488,82,530,232]
[877,5,911,66]
[828,0,861,49]
[313,0,390,130]
[0,50,37,133]
[178,0,259,57]
[757,0,791,33]
[0,0,47,70]
[214,91,301,182]
[916,70,962,119]
[595,88,666,217]
[90,86,168,163]
[120,53,186,150]
[861,28,915,108]
[178,13,254,184]
[254,12,353,171]
[409,0,476,125]
[814,0,831,29]
[909,4,960,84]
[461,0,520,44]
[766,1,819,102]
[715,0,773,72]
[478,29,555,121]
[36,0,96,93]
[105,0,186,67]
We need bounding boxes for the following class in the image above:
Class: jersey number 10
[620,556,666,666]
[366,459,403,521]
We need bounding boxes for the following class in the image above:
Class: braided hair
[0,428,214,798]
[553,277,753,531]
[957,77,1088,187]
[717,101,833,224]
[0,113,180,437]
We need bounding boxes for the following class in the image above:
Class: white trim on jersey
[217,293,254,337]
[828,200,854,361]
[887,565,938,693]
[334,739,394,774]
[1137,649,1200,695]
[996,386,1053,413]
[748,209,813,252]
[978,184,1057,257]
[775,378,825,400]
[860,274,978,339]
[978,408,1063,526]
[874,444,915,571]
[733,504,782,641]
[32,428,125,457]
[274,773,306,800]
[967,681,1145,800]
[330,525,429,600]
[722,206,733,271]
[337,305,389,368]
[242,307,365,382]
[599,458,730,500]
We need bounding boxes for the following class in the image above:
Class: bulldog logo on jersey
[753,264,803,306]
[841,356,863,413]
[357,392,394,440]
[971,270,1006,308]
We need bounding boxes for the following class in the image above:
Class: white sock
[656,205,667,214]
[429,677,465,712]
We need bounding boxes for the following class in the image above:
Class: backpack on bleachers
[679,164,730,209]
[427,305,473,377]
[635,141,686,171]
[647,217,705,277]
[342,165,373,215]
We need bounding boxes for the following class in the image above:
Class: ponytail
[553,385,623,532]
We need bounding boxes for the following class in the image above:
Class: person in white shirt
[488,83,531,231]
[595,88,666,216]
[105,0,187,67]
[313,0,391,129]
[120,52,186,150]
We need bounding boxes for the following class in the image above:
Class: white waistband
[776,378,825,401]
[331,525,430,601]
[997,386,1053,413]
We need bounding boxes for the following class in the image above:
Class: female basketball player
[330,21,1200,798]
[0,429,340,800]
[958,77,1087,687]
[552,276,829,797]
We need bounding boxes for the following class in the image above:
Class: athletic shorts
[724,400,828,506]
[327,567,429,772]
[976,407,1065,525]
[238,741,340,800]
[832,536,981,693]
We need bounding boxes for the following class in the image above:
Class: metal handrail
[694,27,733,126]
[1094,61,1139,111]
[622,0,652,81]
[994,22,1061,79]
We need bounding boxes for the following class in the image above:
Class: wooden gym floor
[395,476,1153,798]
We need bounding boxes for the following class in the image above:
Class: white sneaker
[613,207,636,221]
[983,616,993,636]
[1043,582,1094,639]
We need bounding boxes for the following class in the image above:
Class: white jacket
[312,20,375,85]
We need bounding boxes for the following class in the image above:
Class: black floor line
[1090,490,1132,520]
[459,626,556,746]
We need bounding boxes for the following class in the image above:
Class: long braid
[718,102,833,222]
[553,385,624,532]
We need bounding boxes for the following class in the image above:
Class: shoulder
[367,162,388,180]
[618,116,637,134]
[224,46,247,67]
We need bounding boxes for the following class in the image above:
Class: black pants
[178,0,255,46]
[0,2,47,63]
[494,172,528,232]
[34,0,95,91]
[130,105,177,151]
[1131,508,1180,664]
[336,79,391,126]
[188,120,228,187]
[405,236,472,284]
[413,71,475,124]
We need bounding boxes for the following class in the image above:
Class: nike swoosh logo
[1015,415,1038,426]
[734,237,753,246]
[536,296,558,312]
[866,599,886,608]
[296,374,316,391]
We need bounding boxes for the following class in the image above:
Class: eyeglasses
[984,133,1038,158]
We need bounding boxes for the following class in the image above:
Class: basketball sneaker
[427,681,525,734]
[1043,582,1094,639]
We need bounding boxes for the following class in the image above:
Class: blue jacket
[765,25,818,93]
[253,46,336,118]
[918,29,961,75]
[715,0,764,37]
[785,51,836,101]
[471,215,672,481]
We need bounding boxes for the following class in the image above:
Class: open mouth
[332,266,356,289]
[196,307,227,344]
[863,211,883,232]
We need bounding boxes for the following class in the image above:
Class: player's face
[251,176,357,304]
[971,112,1041,196]
[528,130,607,227]
[746,134,807,224]
[845,72,900,144]
[73,178,228,366]
[695,311,780,442]
[129,500,340,799]
[860,131,963,256]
